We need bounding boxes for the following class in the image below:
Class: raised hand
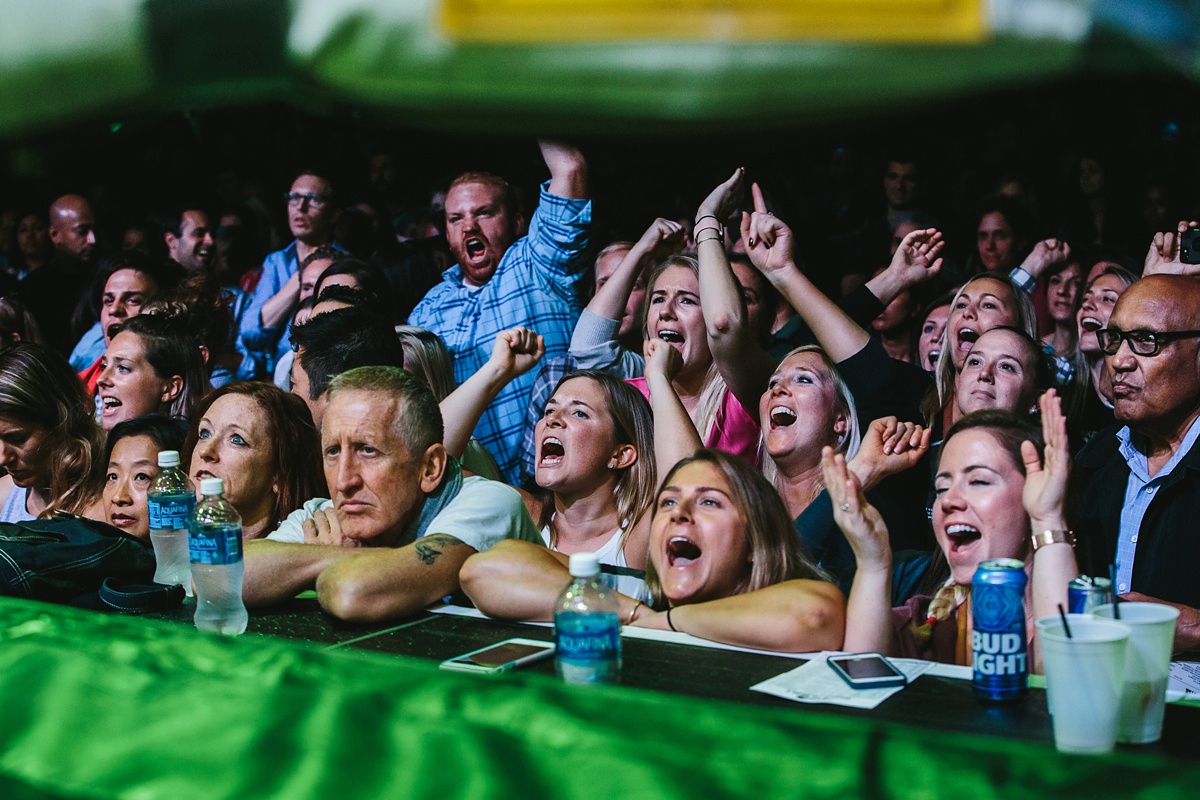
[537,139,588,199]
[696,167,746,228]
[643,337,683,384]
[489,327,546,380]
[847,416,931,492]
[1019,238,1073,280]
[1145,220,1200,276]
[740,182,797,280]
[635,217,687,261]
[887,228,945,288]
[1022,389,1070,530]
[822,446,892,572]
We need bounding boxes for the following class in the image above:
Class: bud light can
[1068,576,1113,614]
[972,558,1028,702]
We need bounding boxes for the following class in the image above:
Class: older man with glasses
[1076,273,1200,653]
[238,170,343,378]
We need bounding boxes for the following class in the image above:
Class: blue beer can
[1067,576,1113,614]
[972,558,1028,702]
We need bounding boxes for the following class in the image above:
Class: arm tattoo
[413,534,466,566]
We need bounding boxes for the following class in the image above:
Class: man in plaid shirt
[408,141,592,482]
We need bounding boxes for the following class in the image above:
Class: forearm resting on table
[460,540,572,622]
[316,535,477,623]
[662,580,846,653]
[242,539,351,608]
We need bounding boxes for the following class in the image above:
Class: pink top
[627,377,762,467]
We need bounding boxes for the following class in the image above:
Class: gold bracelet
[1031,529,1075,552]
[626,600,644,626]
[695,230,724,246]
[694,213,720,227]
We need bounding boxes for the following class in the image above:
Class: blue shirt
[1114,415,1200,592]
[409,182,592,483]
[69,322,105,371]
[238,242,299,377]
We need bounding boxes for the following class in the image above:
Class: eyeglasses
[1096,326,1200,356]
[285,192,328,209]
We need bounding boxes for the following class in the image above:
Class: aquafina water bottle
[554,552,621,685]
[189,477,248,635]
[147,450,195,596]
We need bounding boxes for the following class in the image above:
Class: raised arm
[864,228,945,308]
[695,170,776,412]
[846,416,931,492]
[741,185,868,362]
[1022,391,1078,623]
[440,327,545,458]
[823,446,897,654]
[630,579,845,652]
[1144,220,1200,276]
[259,270,302,332]
[644,338,704,476]
[1011,238,1072,292]
[582,218,684,324]
[539,139,589,200]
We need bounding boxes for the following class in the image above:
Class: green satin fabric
[0,597,1196,800]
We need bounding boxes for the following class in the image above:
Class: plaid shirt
[409,182,592,483]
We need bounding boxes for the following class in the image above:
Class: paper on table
[750,654,935,709]
[1168,661,1200,703]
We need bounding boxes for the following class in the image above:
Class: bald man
[21,194,98,354]
[1075,275,1200,653]
[48,194,97,265]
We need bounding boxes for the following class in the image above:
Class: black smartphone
[827,654,908,689]
[1180,227,1200,264]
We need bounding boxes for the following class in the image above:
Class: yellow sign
[440,0,988,44]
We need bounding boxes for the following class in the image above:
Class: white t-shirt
[269,476,540,551]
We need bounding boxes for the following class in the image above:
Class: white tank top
[540,522,647,601]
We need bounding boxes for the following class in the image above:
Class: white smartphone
[827,654,908,689]
[439,638,556,674]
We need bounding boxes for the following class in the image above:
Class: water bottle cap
[199,477,224,496]
[157,450,181,467]
[568,551,600,577]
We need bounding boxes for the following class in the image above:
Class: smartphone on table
[827,653,908,689]
[439,638,556,674]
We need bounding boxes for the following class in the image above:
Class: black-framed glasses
[1096,326,1200,356]
[285,191,328,209]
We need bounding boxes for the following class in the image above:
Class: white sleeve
[266,498,332,543]
[421,477,540,552]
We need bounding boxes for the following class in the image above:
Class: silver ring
[839,503,850,512]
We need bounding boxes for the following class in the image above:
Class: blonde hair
[644,449,827,608]
[395,326,456,401]
[760,345,861,489]
[542,371,657,552]
[644,256,726,443]
[930,275,1037,422]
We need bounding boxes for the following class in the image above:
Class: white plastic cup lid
[157,450,181,468]
[568,551,600,577]
[199,477,224,496]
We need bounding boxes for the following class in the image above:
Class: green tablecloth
[0,598,1196,799]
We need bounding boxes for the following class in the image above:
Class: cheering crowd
[2,118,1199,666]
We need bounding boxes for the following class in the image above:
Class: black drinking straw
[1058,603,1073,638]
[1109,563,1121,619]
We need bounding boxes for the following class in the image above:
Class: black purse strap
[99,578,185,614]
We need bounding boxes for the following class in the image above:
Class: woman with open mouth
[461,370,658,616]
[827,392,1078,668]
[1067,265,1136,437]
[624,449,844,653]
[96,311,211,431]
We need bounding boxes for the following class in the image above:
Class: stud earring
[607,459,617,469]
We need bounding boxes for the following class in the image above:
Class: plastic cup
[1036,614,1129,755]
[1092,602,1179,744]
